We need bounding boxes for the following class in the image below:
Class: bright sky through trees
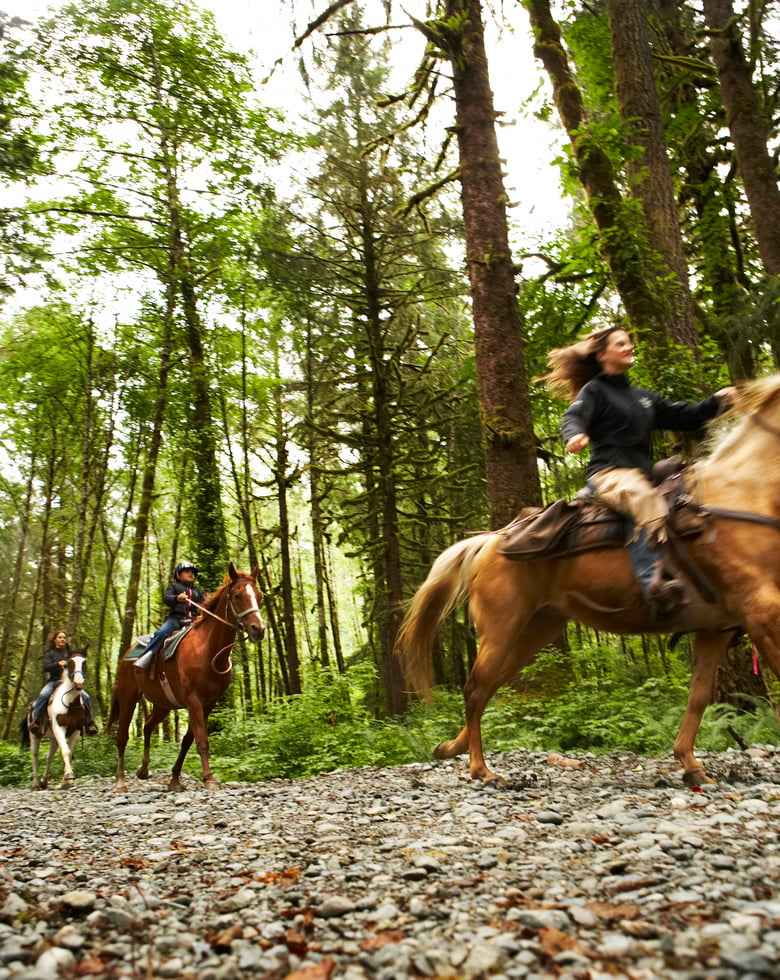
[2,0,569,240]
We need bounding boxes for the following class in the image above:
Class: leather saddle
[498,460,707,563]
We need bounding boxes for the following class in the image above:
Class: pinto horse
[21,652,88,790]
[397,375,780,788]
[107,563,265,793]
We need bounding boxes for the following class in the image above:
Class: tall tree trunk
[149,35,227,585]
[654,0,752,379]
[0,447,36,682]
[606,0,699,351]
[304,318,331,669]
[271,378,301,694]
[524,0,697,363]
[703,0,780,275]
[119,289,174,655]
[431,0,542,527]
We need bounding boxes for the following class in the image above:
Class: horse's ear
[251,564,259,580]
[228,561,238,581]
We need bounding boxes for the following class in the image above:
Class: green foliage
[208,666,424,780]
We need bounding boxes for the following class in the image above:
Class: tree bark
[606,0,700,351]
[703,0,780,276]
[437,0,542,527]
[524,0,700,361]
[119,287,174,656]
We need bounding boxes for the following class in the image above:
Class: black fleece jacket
[562,373,720,481]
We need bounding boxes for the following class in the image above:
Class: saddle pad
[124,626,192,662]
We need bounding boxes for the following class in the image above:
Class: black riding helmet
[174,561,198,579]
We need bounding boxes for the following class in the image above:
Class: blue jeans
[627,526,659,594]
[141,615,182,656]
[34,682,93,722]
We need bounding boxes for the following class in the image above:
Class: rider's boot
[628,528,684,619]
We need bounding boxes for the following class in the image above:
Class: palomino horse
[21,652,88,790]
[397,375,780,788]
[107,563,265,793]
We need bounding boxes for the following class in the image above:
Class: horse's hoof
[115,782,128,794]
[474,772,507,790]
[682,768,715,787]
[433,741,455,760]
[136,767,149,780]
[205,779,221,791]
[167,780,185,793]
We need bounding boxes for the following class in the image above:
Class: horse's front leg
[137,704,170,780]
[170,700,218,792]
[674,630,733,785]
[49,721,75,788]
[59,731,80,788]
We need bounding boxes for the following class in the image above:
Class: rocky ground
[2,748,780,980]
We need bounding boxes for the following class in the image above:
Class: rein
[186,583,261,631]
[705,507,780,533]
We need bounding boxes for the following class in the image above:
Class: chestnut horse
[108,563,265,792]
[21,652,88,790]
[397,375,780,788]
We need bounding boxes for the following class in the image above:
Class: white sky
[1,0,569,240]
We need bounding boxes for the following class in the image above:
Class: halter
[61,657,86,709]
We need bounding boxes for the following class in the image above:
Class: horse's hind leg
[41,739,58,790]
[137,704,170,780]
[674,630,732,786]
[30,737,41,790]
[437,608,566,787]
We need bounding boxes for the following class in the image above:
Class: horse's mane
[700,374,780,465]
[190,572,251,629]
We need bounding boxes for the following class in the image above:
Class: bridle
[181,578,264,676]
[61,656,86,710]
[186,578,263,634]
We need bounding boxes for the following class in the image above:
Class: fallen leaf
[285,955,337,980]
[546,752,583,768]
[76,957,108,976]
[538,926,583,957]
[359,930,405,950]
[586,901,640,922]
[285,928,309,956]
[207,923,243,949]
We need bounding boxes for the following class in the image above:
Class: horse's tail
[396,532,494,701]
[19,715,30,747]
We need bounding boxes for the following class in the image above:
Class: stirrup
[647,577,685,619]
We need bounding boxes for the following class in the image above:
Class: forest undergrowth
[2,640,779,787]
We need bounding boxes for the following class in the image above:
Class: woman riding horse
[544,327,736,617]
[30,630,98,735]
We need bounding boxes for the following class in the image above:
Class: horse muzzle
[246,622,265,644]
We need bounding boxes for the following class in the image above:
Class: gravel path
[2,747,780,980]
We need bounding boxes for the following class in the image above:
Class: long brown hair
[541,326,624,402]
